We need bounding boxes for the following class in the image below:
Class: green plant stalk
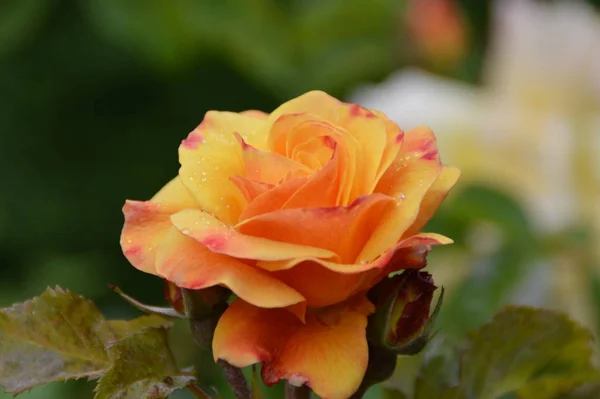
[285,383,311,399]
[182,288,251,399]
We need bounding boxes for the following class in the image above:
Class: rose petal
[240,110,269,120]
[239,177,309,222]
[213,297,373,399]
[335,104,388,199]
[266,92,342,155]
[120,177,196,274]
[229,176,273,202]
[155,227,306,313]
[405,165,461,236]
[170,209,338,261]
[359,127,444,262]
[369,110,405,190]
[237,194,395,264]
[179,124,245,225]
[285,132,359,208]
[234,132,311,184]
[256,233,451,307]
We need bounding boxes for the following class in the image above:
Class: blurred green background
[1,0,599,398]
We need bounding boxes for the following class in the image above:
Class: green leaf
[0,287,114,394]
[0,0,52,57]
[559,384,600,399]
[439,387,468,399]
[95,324,194,399]
[459,307,598,399]
[414,355,457,399]
[381,387,408,399]
[430,184,540,337]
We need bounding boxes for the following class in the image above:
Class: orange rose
[120,91,459,398]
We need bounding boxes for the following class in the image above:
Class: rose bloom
[120,91,458,398]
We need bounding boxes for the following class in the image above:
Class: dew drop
[181,228,190,235]
[127,239,133,244]
[201,171,208,176]
[201,177,207,182]
[397,193,406,201]
[189,176,194,181]
[214,165,221,171]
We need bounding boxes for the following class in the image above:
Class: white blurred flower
[350,0,600,326]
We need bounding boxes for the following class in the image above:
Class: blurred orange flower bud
[407,0,468,68]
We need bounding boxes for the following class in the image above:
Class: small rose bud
[368,270,443,355]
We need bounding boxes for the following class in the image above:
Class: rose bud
[368,270,443,355]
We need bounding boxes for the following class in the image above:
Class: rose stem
[285,384,311,399]
[182,289,251,399]
[218,359,252,399]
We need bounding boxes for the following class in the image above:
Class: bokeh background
[1,0,599,397]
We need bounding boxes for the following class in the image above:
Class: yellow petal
[359,127,444,262]
[405,166,461,236]
[213,296,373,399]
[237,193,395,264]
[155,227,306,313]
[120,177,196,274]
[170,209,337,261]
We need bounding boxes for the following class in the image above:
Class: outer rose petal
[239,110,269,120]
[256,233,452,307]
[335,103,388,199]
[369,110,404,189]
[405,166,461,236]
[213,297,374,399]
[120,177,196,274]
[237,194,395,264]
[170,209,338,261]
[259,233,453,274]
[155,227,306,314]
[359,127,443,262]
[179,111,270,224]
